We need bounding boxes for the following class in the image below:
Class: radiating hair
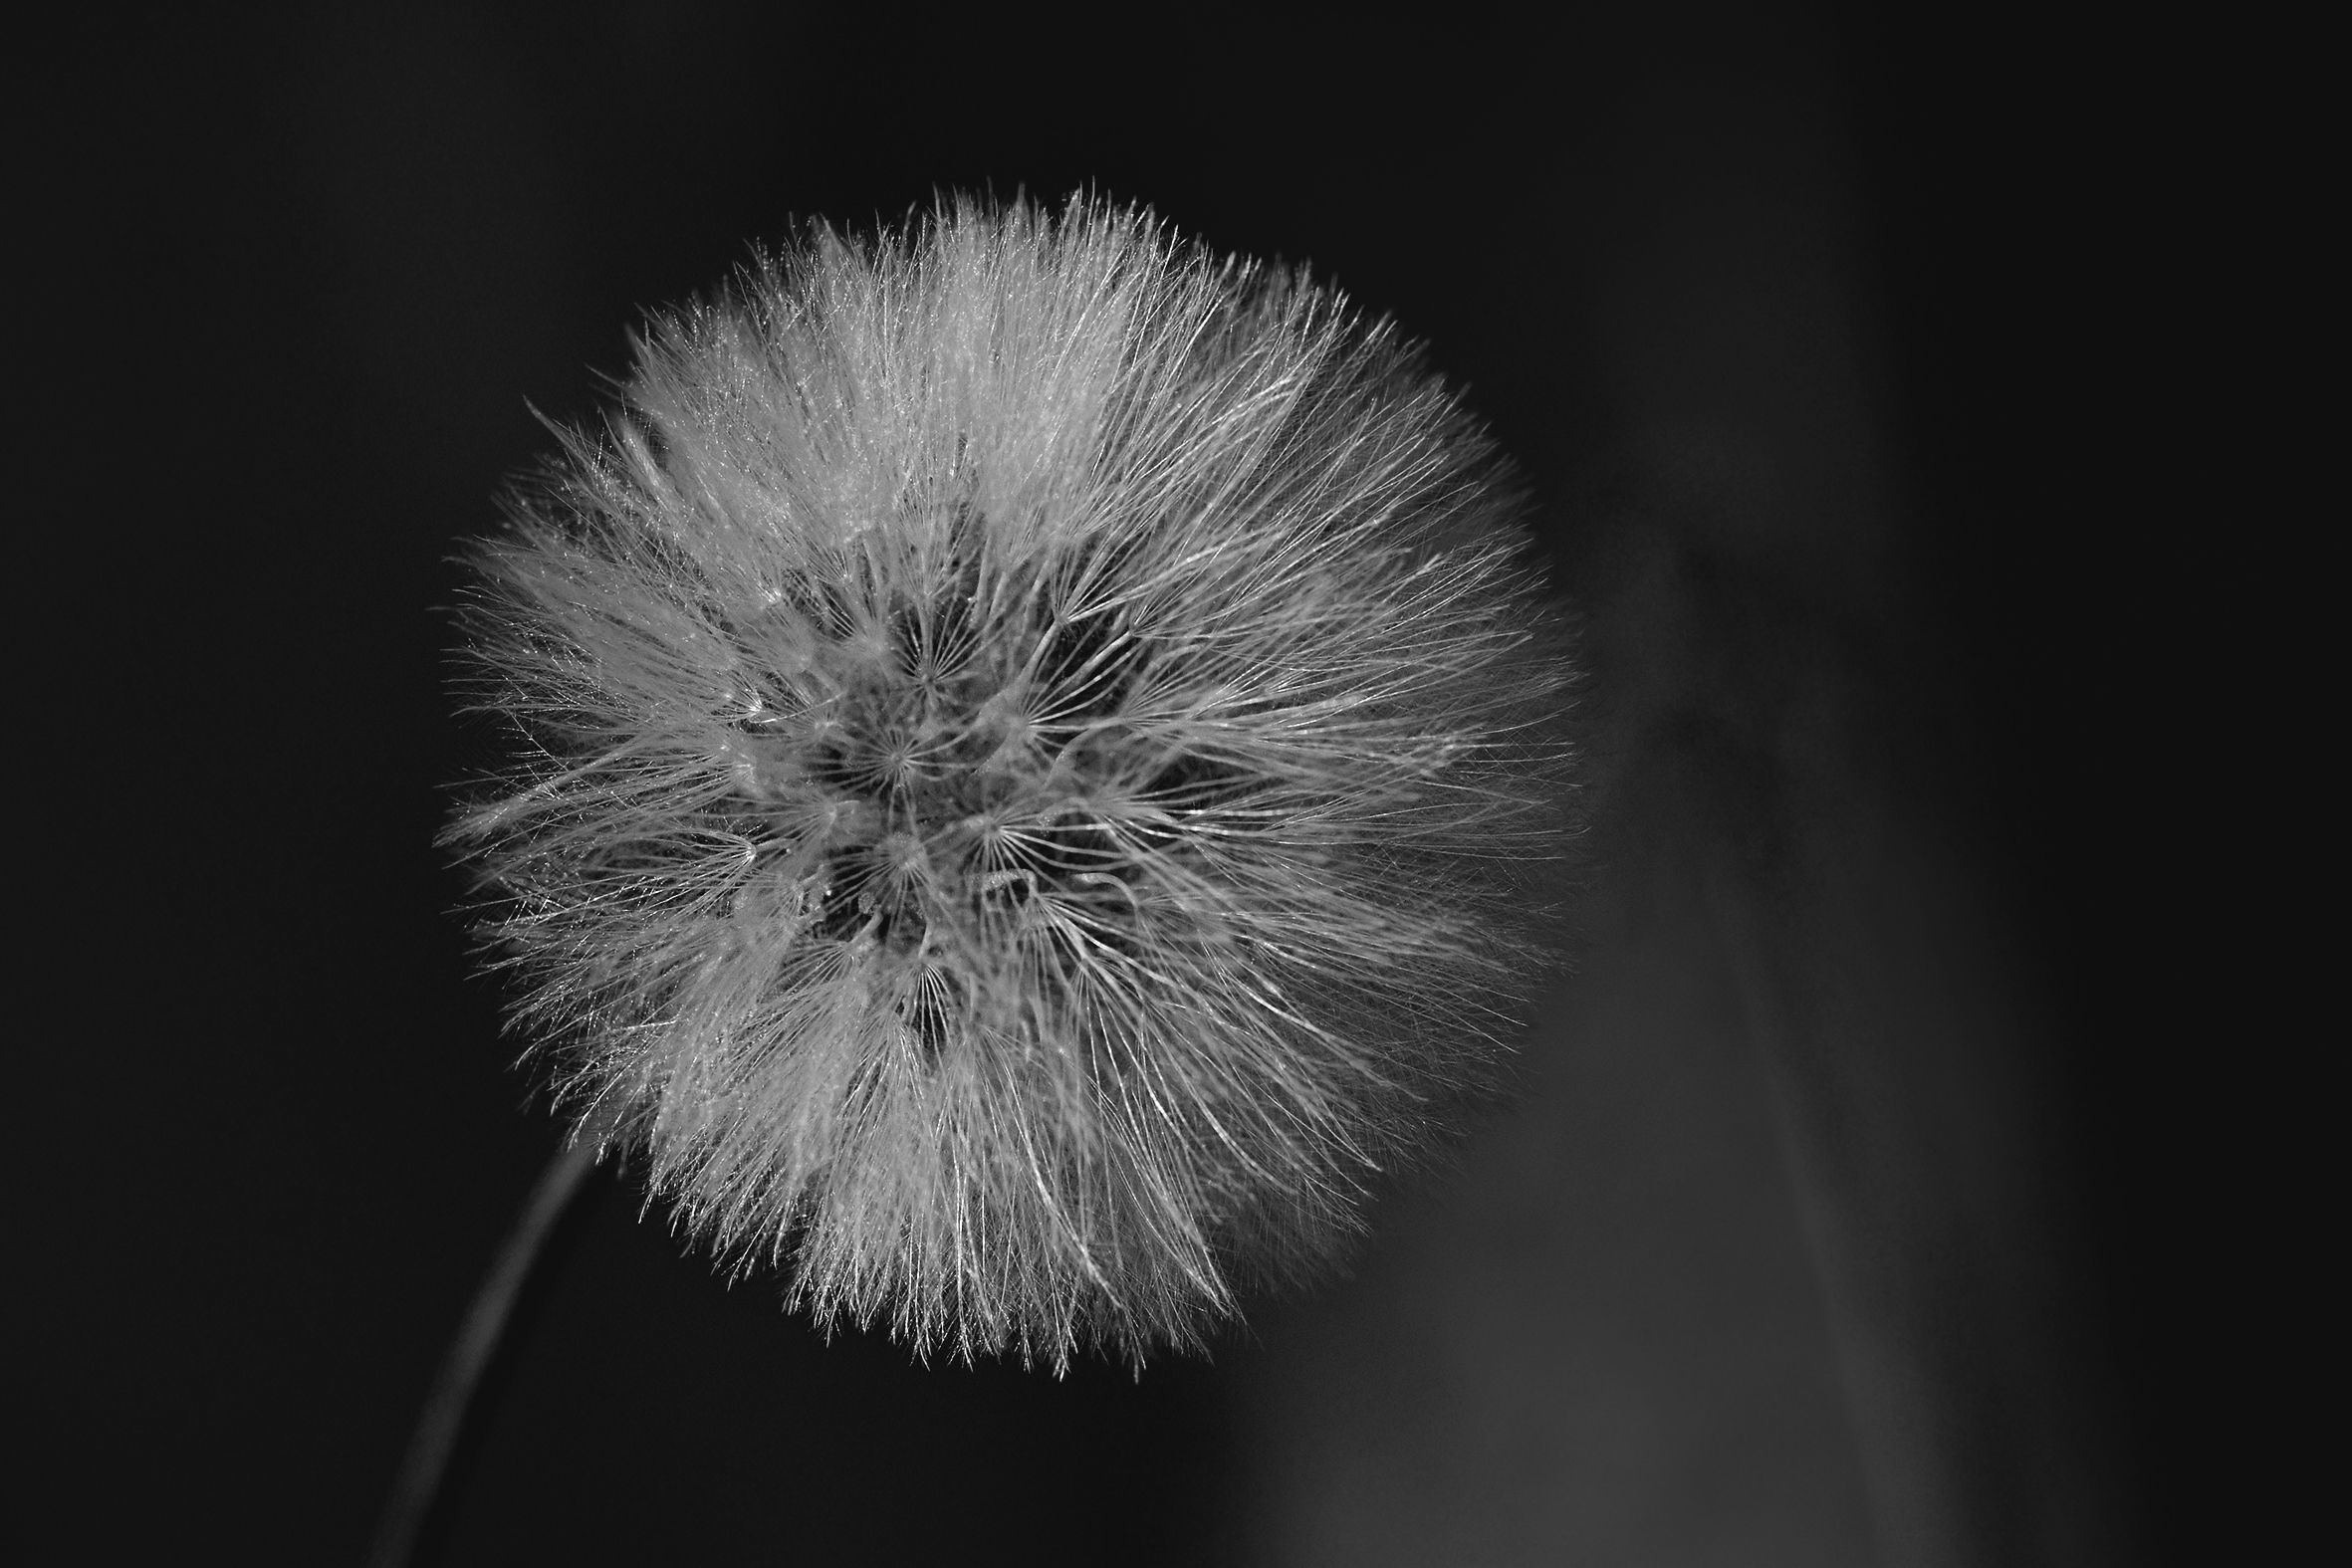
[442,193,1579,1371]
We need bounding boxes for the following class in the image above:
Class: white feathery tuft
[442,193,1580,1371]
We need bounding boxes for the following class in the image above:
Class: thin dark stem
[366,1131,603,1568]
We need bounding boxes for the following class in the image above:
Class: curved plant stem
[366,1132,603,1568]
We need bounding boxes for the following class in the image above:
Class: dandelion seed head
[444,193,1580,1371]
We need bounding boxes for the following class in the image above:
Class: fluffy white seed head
[443,194,1579,1371]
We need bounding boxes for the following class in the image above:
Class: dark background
[24,4,2215,1563]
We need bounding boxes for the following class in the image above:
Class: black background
[23,4,2213,1563]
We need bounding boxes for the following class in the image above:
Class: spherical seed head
[443,194,1580,1372]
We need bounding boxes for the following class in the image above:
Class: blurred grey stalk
[1232,51,2121,1568]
